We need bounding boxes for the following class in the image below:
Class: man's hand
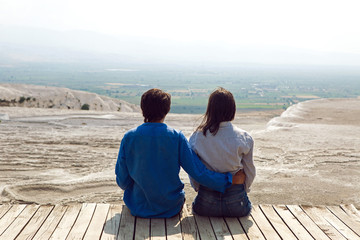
[232,170,246,185]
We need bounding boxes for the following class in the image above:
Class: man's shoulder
[123,126,139,137]
[124,123,183,138]
[164,124,182,135]
[162,125,185,141]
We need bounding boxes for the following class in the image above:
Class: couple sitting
[115,87,256,218]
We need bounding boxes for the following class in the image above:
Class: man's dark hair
[197,87,236,136]
[141,88,171,122]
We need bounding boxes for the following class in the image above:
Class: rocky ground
[0,98,359,207]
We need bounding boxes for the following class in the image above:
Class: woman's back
[190,122,252,173]
[189,121,255,193]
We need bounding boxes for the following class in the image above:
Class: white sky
[1,0,360,54]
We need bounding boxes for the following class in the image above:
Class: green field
[1,62,359,114]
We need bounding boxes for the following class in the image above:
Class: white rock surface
[0,113,9,120]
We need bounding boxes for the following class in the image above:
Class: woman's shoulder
[189,130,201,141]
[231,124,253,142]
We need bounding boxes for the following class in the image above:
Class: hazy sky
[1,0,360,54]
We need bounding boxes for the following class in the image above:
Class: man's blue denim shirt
[115,122,232,218]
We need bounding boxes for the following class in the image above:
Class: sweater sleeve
[115,137,134,190]
[188,133,200,191]
[179,133,232,193]
[242,136,256,192]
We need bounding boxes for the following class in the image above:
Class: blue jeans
[192,184,252,217]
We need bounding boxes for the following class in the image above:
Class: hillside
[0,83,140,112]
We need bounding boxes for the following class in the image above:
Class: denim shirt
[115,122,232,218]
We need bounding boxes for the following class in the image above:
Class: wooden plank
[224,217,249,240]
[327,205,360,237]
[312,206,360,240]
[250,205,281,240]
[166,214,182,240]
[151,218,166,240]
[273,205,314,240]
[49,204,82,240]
[194,215,216,240]
[341,204,360,222]
[66,203,97,240]
[259,204,297,240]
[301,205,347,240]
[0,204,40,240]
[16,205,54,240]
[209,217,233,240]
[238,215,265,240]
[32,205,68,240]
[134,217,150,240]
[83,204,110,240]
[117,205,135,240]
[0,205,11,219]
[180,204,198,240]
[286,205,330,240]
[100,204,122,240]
[0,204,27,235]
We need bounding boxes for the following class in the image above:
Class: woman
[189,87,256,217]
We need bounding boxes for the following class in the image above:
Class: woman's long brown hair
[197,87,236,136]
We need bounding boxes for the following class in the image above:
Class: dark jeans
[192,184,252,217]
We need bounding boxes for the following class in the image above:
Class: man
[115,88,244,218]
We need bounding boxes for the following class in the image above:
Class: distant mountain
[1,25,360,66]
[0,83,140,112]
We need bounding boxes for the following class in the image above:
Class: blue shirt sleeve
[115,136,134,190]
[178,133,232,193]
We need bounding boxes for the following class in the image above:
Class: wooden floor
[0,204,360,239]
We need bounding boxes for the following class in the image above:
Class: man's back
[116,122,185,218]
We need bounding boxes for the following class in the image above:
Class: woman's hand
[232,170,246,184]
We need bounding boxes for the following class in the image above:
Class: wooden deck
[0,204,360,239]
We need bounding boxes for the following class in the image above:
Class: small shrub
[81,103,90,110]
[19,96,26,103]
